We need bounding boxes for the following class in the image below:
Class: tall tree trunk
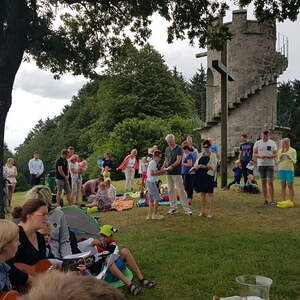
[0,0,32,218]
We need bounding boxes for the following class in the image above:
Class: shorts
[258,166,274,180]
[146,181,160,202]
[105,258,126,282]
[56,179,71,194]
[278,170,294,183]
[141,172,147,180]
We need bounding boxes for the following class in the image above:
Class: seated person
[0,220,19,294]
[86,182,112,211]
[105,178,117,202]
[82,177,103,199]
[38,224,55,259]
[7,199,48,291]
[227,160,243,190]
[19,270,125,300]
[243,174,260,194]
[91,225,156,296]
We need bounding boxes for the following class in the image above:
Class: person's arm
[182,158,193,167]
[28,159,33,174]
[289,149,297,164]
[253,146,261,159]
[14,166,18,177]
[40,160,44,175]
[207,154,218,171]
[59,215,72,257]
[90,182,97,194]
[171,155,182,168]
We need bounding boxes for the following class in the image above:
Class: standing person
[117,149,139,192]
[139,157,148,197]
[207,138,219,187]
[101,152,113,173]
[186,136,199,158]
[26,185,72,258]
[191,139,218,218]
[8,199,48,290]
[146,151,166,220]
[253,130,278,206]
[69,154,83,205]
[181,143,196,205]
[277,138,297,203]
[66,146,81,161]
[4,158,18,211]
[239,134,254,184]
[163,134,192,216]
[0,220,20,294]
[55,149,72,206]
[28,152,44,186]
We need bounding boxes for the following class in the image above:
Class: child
[102,166,111,181]
[86,182,112,211]
[104,178,117,202]
[139,157,148,197]
[246,160,254,175]
[243,174,260,194]
[91,225,156,296]
[227,160,243,190]
[79,160,88,173]
[146,151,166,220]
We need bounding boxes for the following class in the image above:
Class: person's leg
[241,161,248,184]
[280,181,287,201]
[77,181,82,202]
[71,179,77,203]
[258,167,268,204]
[65,181,73,205]
[227,180,236,190]
[184,174,193,204]
[148,201,154,219]
[173,175,189,211]
[207,193,214,217]
[166,175,177,210]
[153,201,159,215]
[130,168,135,191]
[56,180,63,206]
[267,179,275,204]
[108,262,132,286]
[124,169,130,191]
[199,192,206,216]
[119,248,143,281]
[287,183,295,202]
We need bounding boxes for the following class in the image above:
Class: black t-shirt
[240,141,254,162]
[165,145,183,175]
[56,157,68,179]
[7,226,46,289]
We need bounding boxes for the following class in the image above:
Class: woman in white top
[69,154,83,204]
[4,158,18,211]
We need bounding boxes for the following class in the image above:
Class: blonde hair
[0,220,19,253]
[281,138,291,149]
[70,154,78,163]
[26,185,52,206]
[6,157,14,165]
[19,270,125,300]
[131,149,137,155]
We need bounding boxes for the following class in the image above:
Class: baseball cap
[100,225,118,237]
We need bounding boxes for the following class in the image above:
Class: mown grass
[9,177,300,300]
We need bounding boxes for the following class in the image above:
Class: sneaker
[146,215,151,220]
[167,208,178,215]
[152,214,164,220]
[184,209,192,216]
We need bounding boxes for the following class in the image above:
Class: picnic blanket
[111,199,134,211]
[136,199,181,207]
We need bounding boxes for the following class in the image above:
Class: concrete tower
[199,9,288,156]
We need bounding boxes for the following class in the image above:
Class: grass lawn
[9,177,300,300]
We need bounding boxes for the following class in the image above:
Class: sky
[5,6,300,151]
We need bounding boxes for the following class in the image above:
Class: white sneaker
[146,215,151,220]
[167,208,178,215]
[184,209,192,216]
[152,214,164,220]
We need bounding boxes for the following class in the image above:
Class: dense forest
[9,44,206,190]
[5,44,300,190]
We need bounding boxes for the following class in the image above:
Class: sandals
[128,283,141,296]
[139,278,156,288]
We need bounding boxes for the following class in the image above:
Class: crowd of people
[1,130,298,298]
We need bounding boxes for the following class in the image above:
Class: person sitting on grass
[242,174,260,194]
[105,178,117,202]
[86,182,112,211]
[146,150,166,220]
[91,225,156,296]
[227,160,243,190]
[19,270,125,300]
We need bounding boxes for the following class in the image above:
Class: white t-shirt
[69,162,81,179]
[127,158,136,168]
[254,139,277,167]
[147,160,158,183]
[107,184,117,200]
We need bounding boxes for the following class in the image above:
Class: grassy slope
[10,178,300,300]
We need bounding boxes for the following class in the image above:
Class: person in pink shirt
[117,149,139,192]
